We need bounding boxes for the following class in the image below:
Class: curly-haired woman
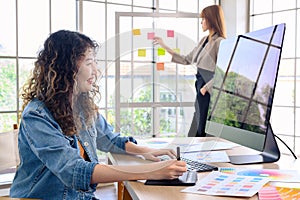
[10,30,186,200]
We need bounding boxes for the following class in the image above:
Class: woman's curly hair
[21,30,100,136]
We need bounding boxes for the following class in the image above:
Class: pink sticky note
[167,30,174,37]
[147,32,155,39]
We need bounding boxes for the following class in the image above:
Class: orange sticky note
[132,29,141,35]
[157,48,165,56]
[167,30,174,37]
[147,32,155,39]
[138,49,146,57]
[156,62,164,71]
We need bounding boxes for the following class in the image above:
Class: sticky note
[132,29,141,35]
[167,30,174,37]
[156,62,164,71]
[173,48,180,54]
[157,48,165,56]
[147,32,155,39]
[138,49,146,57]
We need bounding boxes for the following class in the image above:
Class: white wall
[221,0,249,38]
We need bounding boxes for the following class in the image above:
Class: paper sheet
[179,140,240,152]
[182,151,230,163]
[137,138,240,152]
[0,173,14,185]
[182,171,270,197]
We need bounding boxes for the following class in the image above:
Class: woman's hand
[141,148,176,162]
[145,160,187,180]
[153,36,175,56]
[152,36,164,46]
[200,87,207,96]
[125,142,176,161]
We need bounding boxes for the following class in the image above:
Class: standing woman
[153,5,226,137]
[10,30,186,199]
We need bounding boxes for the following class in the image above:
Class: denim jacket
[10,98,136,200]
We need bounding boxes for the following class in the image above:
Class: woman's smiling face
[76,48,98,93]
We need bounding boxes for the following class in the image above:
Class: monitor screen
[206,24,285,153]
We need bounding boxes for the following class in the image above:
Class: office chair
[0,124,20,196]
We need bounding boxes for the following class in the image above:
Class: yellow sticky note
[173,48,180,54]
[156,62,165,71]
[157,48,165,56]
[132,29,141,35]
[138,49,146,57]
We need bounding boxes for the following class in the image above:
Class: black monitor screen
[206,24,285,152]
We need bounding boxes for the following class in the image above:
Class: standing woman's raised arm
[153,36,175,56]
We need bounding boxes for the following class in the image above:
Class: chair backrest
[0,129,20,171]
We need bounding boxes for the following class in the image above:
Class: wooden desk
[108,137,300,200]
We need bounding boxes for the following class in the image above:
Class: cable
[274,134,297,159]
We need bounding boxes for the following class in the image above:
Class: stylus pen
[176,146,181,160]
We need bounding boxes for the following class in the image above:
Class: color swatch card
[182,171,270,197]
[219,167,300,183]
[259,185,300,200]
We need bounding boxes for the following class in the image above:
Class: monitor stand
[229,124,280,165]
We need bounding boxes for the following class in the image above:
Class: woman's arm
[90,159,187,183]
[95,113,176,161]
[125,141,176,161]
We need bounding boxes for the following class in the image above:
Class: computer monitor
[205,23,285,164]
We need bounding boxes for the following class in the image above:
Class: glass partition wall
[107,13,200,138]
